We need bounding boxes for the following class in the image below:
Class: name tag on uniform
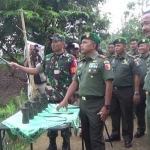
[54,70,60,74]
[89,63,98,68]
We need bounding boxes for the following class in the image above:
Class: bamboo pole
[20,9,37,100]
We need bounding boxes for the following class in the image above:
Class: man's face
[70,48,79,56]
[141,13,150,38]
[139,43,149,54]
[80,39,95,54]
[108,44,115,54]
[51,40,64,52]
[130,41,138,51]
[115,44,126,55]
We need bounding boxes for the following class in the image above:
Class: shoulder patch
[134,59,139,66]
[79,57,86,63]
[99,55,106,59]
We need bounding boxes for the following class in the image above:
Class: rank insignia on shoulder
[93,60,98,63]
[128,54,135,58]
[104,60,110,64]
[79,57,85,62]
[99,55,106,59]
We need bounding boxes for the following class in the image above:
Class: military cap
[81,32,101,44]
[113,37,127,45]
[138,39,149,46]
[51,33,65,41]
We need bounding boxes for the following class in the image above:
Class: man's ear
[123,44,127,49]
[91,41,97,50]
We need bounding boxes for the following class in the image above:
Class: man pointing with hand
[57,32,114,150]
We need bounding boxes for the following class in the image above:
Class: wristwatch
[104,105,110,110]
[134,92,139,96]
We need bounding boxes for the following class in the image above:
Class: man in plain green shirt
[57,32,114,150]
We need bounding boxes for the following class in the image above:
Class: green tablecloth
[2,104,79,142]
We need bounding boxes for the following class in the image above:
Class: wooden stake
[20,9,37,100]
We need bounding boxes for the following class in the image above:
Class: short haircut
[130,38,138,43]
[91,41,99,50]
[143,10,150,15]
[109,42,114,46]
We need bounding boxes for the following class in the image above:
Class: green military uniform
[109,38,141,144]
[142,39,150,146]
[73,32,114,150]
[135,39,150,137]
[107,42,116,63]
[128,50,140,58]
[145,57,150,147]
[128,43,140,120]
[107,54,116,63]
[37,34,77,150]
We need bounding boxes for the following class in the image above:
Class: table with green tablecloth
[0,104,80,150]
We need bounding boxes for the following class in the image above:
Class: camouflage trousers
[146,94,150,149]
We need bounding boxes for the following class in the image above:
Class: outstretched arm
[10,62,39,75]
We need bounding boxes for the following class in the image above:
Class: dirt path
[26,117,149,150]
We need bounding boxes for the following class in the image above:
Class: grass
[0,89,29,150]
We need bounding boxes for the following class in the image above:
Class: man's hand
[9,62,20,70]
[97,106,109,121]
[56,99,68,111]
[133,95,140,105]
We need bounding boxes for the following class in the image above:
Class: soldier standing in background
[134,39,150,138]
[10,33,77,150]
[105,37,141,148]
[141,10,150,148]
[128,39,140,58]
[107,42,115,63]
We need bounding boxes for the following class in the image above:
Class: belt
[146,92,150,96]
[80,95,104,101]
[113,86,132,90]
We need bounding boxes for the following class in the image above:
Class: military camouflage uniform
[37,51,77,102]
[37,51,77,148]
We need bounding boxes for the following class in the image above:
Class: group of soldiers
[9,10,150,150]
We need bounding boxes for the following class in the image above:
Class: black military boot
[46,138,57,150]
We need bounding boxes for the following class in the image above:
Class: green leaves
[0,0,110,60]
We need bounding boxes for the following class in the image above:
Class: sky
[101,0,148,33]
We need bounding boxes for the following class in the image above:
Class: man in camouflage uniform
[107,42,115,63]
[134,39,150,138]
[141,10,150,148]
[128,39,140,58]
[10,34,77,150]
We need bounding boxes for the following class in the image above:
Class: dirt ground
[26,117,149,150]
